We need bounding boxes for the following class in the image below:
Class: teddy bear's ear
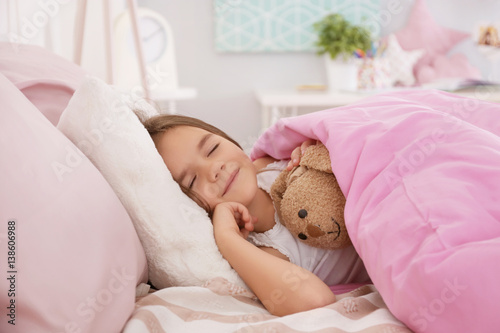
[299,143,332,173]
[286,165,307,187]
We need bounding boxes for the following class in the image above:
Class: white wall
[1,0,499,151]
[139,0,331,150]
[140,0,500,149]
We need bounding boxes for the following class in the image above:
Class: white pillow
[57,76,244,289]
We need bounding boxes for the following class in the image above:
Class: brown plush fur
[270,143,351,250]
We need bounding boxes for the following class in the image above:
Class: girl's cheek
[202,184,219,199]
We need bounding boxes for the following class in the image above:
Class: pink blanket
[250,89,500,333]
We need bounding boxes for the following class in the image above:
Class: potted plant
[313,13,372,91]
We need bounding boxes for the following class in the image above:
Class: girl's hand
[286,139,318,171]
[212,202,257,241]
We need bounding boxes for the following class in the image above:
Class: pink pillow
[417,53,482,84]
[0,73,147,333]
[0,42,86,125]
[394,0,470,82]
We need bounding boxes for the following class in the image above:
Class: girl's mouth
[223,169,239,196]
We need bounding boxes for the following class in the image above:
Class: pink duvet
[250,89,500,333]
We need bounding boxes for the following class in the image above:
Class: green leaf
[313,13,372,60]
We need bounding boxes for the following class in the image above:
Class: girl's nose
[209,161,225,182]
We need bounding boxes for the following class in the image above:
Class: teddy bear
[270,143,351,250]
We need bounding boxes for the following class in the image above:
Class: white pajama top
[247,160,370,285]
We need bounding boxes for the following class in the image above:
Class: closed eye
[188,144,218,189]
[208,143,219,156]
[188,175,197,189]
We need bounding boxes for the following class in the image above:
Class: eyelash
[188,176,197,189]
[208,143,219,156]
[188,143,219,189]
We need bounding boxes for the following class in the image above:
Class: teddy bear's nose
[307,224,326,238]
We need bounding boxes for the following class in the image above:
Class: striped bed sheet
[123,277,411,332]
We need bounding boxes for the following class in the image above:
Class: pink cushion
[0,42,86,125]
[394,0,472,83]
[0,73,147,333]
[417,53,481,84]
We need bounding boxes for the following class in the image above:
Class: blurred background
[1,0,499,150]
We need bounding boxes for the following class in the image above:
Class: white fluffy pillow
[57,76,244,289]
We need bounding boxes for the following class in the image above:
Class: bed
[2,42,499,333]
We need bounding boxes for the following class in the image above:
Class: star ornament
[384,34,424,86]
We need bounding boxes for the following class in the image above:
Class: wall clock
[113,7,179,96]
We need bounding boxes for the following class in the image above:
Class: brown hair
[139,113,242,217]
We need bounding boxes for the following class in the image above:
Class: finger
[240,225,252,238]
[289,147,301,168]
[240,218,256,239]
[240,229,250,239]
[234,203,251,223]
[239,214,257,239]
[234,214,247,230]
[300,139,316,154]
[233,212,243,227]
[245,220,254,232]
[244,215,257,230]
[290,147,301,160]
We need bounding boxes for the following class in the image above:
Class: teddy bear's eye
[298,209,308,219]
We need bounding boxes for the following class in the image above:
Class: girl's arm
[212,202,336,316]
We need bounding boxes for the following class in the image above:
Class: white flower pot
[324,55,359,92]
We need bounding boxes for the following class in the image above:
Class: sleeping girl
[140,114,370,316]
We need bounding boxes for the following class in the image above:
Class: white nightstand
[255,87,500,130]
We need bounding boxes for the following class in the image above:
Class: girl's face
[156,126,259,210]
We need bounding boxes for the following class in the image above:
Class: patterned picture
[214,0,381,52]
